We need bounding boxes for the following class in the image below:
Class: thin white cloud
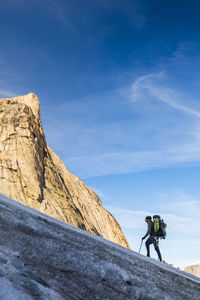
[96,0,146,29]
[0,89,17,98]
[44,66,200,178]
[104,207,151,230]
[130,72,158,102]
[161,200,200,217]
[149,85,200,118]
[43,0,74,30]
[64,143,200,178]
[130,72,200,118]
[1,0,74,30]
[47,115,200,178]
[105,206,197,235]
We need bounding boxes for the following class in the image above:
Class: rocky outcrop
[184,263,200,278]
[0,93,129,248]
[0,194,200,300]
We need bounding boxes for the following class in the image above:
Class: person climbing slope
[142,215,162,262]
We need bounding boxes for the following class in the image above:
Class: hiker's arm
[142,222,151,239]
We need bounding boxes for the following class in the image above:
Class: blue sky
[1,0,200,269]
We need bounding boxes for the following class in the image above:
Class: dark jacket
[143,220,154,239]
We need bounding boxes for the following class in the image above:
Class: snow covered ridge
[0,194,199,300]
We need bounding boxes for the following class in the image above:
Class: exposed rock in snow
[185,263,200,278]
[0,193,199,300]
[0,93,129,248]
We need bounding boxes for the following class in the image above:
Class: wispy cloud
[157,190,200,218]
[0,0,74,30]
[105,204,200,236]
[43,43,200,179]
[62,143,200,178]
[0,89,17,98]
[95,0,146,29]
[45,101,200,178]
[0,79,18,98]
[39,0,74,30]
[130,72,200,118]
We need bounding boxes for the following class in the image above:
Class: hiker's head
[145,216,151,222]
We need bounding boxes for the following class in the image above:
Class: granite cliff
[0,93,129,248]
[185,263,200,278]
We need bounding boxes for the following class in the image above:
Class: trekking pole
[139,239,143,253]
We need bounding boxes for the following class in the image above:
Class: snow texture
[0,193,199,300]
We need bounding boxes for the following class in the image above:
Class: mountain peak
[0,92,40,120]
[0,94,129,248]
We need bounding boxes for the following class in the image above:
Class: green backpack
[153,215,167,239]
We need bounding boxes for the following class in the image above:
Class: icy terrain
[0,194,199,299]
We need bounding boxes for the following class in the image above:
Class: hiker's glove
[142,237,145,240]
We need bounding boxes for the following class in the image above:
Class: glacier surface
[0,193,199,299]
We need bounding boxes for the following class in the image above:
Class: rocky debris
[0,194,200,300]
[185,263,200,278]
[0,93,129,248]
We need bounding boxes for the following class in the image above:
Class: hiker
[142,216,162,262]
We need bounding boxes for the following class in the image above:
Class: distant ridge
[185,263,200,278]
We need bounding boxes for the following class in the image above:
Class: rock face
[0,194,200,300]
[0,93,129,248]
[185,263,200,278]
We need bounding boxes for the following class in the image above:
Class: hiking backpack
[153,215,167,239]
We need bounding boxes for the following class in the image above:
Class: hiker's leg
[153,239,162,261]
[145,237,153,257]
[155,246,162,261]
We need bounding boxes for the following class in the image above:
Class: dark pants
[145,236,162,261]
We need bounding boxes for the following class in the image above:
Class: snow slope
[0,193,199,300]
